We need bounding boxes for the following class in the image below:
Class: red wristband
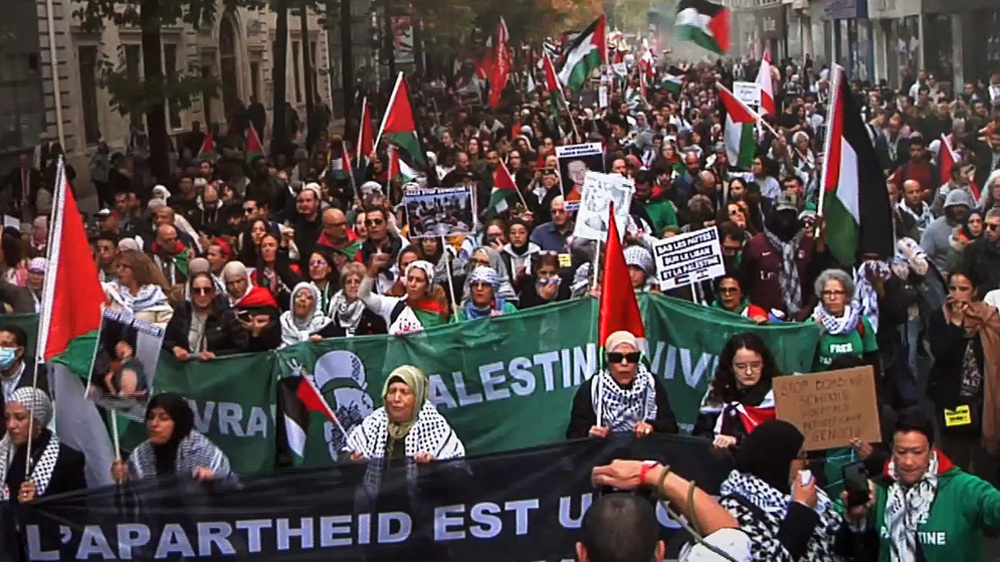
[640,461,660,486]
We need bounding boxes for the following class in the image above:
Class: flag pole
[374,72,404,151]
[303,375,358,452]
[441,235,461,322]
[816,65,842,238]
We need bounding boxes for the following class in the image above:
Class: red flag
[38,160,104,360]
[489,17,511,109]
[939,134,980,200]
[598,204,645,347]
[357,97,374,162]
[197,133,215,159]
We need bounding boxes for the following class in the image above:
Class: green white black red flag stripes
[376,72,426,169]
[820,66,894,267]
[717,83,759,170]
[675,0,731,55]
[558,15,606,92]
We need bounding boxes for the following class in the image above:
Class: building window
[292,40,302,102]
[124,44,143,128]
[163,43,181,130]
[250,62,260,101]
[78,46,101,145]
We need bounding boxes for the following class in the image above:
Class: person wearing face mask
[740,192,818,320]
[0,325,46,438]
[566,331,678,440]
[921,189,974,272]
[843,410,1000,562]
[517,253,570,308]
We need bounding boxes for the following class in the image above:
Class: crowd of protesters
[1,45,1000,559]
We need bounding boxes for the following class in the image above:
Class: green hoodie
[865,451,1000,561]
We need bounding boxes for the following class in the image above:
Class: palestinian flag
[356,97,375,183]
[278,375,342,465]
[542,52,566,119]
[245,123,264,164]
[717,83,759,170]
[821,66,894,267]
[38,158,104,364]
[197,132,216,160]
[938,134,980,200]
[660,72,683,95]
[376,72,426,174]
[388,144,420,183]
[488,159,519,216]
[675,0,731,55]
[558,15,607,92]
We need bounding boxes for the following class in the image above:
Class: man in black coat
[1,152,41,217]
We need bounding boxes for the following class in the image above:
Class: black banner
[9,436,733,561]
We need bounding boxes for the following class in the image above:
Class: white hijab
[279,282,332,347]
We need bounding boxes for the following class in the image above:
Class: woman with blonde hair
[103,250,173,327]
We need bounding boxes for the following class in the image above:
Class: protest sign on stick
[403,187,474,239]
[556,142,605,210]
[651,226,726,292]
[572,171,634,242]
[733,81,761,111]
[773,366,882,452]
[86,309,165,421]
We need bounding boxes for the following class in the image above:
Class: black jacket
[162,300,248,355]
[5,430,86,506]
[961,237,1000,300]
[0,361,48,440]
[566,375,678,439]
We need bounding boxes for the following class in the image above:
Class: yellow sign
[944,406,972,427]
[558,253,572,268]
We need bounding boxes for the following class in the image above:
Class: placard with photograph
[86,309,166,419]
[403,187,475,239]
[556,142,605,210]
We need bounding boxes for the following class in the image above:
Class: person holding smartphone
[566,330,677,440]
[842,409,1000,562]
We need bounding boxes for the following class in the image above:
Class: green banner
[39,295,821,473]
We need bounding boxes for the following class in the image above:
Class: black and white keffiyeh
[885,452,939,562]
[590,366,658,432]
[853,261,891,333]
[812,303,862,336]
[764,228,804,315]
[719,470,844,562]
[128,431,232,480]
[347,401,465,461]
[0,433,59,500]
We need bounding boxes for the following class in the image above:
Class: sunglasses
[987,224,1000,232]
[243,207,256,214]
[365,219,384,226]
[607,351,641,364]
[309,260,328,267]
[192,287,214,295]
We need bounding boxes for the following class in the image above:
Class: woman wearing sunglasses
[566,330,677,440]
[163,273,248,361]
[458,266,518,321]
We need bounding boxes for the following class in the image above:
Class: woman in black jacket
[164,273,248,360]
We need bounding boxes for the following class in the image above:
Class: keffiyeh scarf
[0,432,59,500]
[105,282,171,312]
[885,452,939,562]
[812,303,862,336]
[329,290,365,335]
[129,431,231,480]
[590,366,658,432]
[853,261,891,333]
[764,228,803,315]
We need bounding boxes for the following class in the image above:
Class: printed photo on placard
[86,308,166,419]
[556,143,605,210]
[403,187,474,238]
[572,171,634,242]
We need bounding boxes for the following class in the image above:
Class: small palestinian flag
[675,0,731,55]
[356,97,375,183]
[542,52,566,119]
[558,15,606,92]
[376,72,426,178]
[388,145,420,183]
[660,72,683,95]
[718,82,760,170]
[488,159,518,216]
[197,133,216,160]
[278,375,343,466]
[821,66,894,267]
[245,124,264,164]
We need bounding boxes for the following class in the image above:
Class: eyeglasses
[718,287,739,294]
[822,290,846,297]
[365,218,384,226]
[192,287,214,295]
[309,260,328,267]
[607,351,641,364]
[733,361,763,372]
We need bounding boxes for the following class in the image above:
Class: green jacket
[867,451,1000,561]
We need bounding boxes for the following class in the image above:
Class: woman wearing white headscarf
[279,282,340,347]
[459,266,518,321]
[1,387,86,505]
[360,259,449,335]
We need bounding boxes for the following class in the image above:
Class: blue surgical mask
[0,348,17,370]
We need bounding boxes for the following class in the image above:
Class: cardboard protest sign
[87,309,166,420]
[773,366,881,452]
[556,142,605,210]
[651,226,726,291]
[733,81,761,110]
[572,171,634,242]
[403,187,474,238]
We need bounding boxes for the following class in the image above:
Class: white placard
[571,171,634,242]
[733,81,761,110]
[651,226,726,291]
[598,85,609,108]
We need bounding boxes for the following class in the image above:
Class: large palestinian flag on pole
[376,72,426,176]
[717,83,759,170]
[558,15,606,92]
[820,66,894,267]
[675,0,731,55]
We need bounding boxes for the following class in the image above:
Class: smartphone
[237,310,252,322]
[843,461,870,508]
